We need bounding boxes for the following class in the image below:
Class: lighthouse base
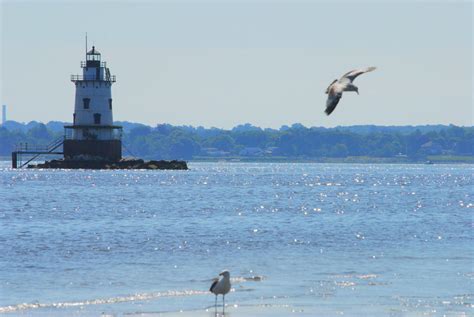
[64,140,122,161]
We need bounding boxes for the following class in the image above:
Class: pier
[12,137,64,168]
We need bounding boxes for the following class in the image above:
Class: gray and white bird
[209,270,231,310]
[325,66,376,115]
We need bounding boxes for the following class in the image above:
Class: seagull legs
[223,295,225,313]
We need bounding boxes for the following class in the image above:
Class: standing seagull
[210,270,231,311]
[325,67,376,115]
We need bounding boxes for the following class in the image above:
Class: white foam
[0,289,208,313]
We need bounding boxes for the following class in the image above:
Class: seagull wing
[210,278,219,292]
[325,90,342,116]
[340,66,376,84]
[325,79,338,94]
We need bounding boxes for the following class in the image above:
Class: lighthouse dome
[86,46,101,62]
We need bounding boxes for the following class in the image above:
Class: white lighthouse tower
[64,46,122,161]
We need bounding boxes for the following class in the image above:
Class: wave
[0,289,208,314]
[0,275,264,314]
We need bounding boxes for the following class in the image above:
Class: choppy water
[0,162,472,316]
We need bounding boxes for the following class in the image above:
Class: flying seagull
[325,66,376,115]
[210,270,231,311]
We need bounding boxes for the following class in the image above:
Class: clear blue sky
[1,0,472,128]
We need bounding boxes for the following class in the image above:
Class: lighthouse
[12,44,187,170]
[64,46,122,161]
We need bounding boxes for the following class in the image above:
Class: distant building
[201,147,230,157]
[264,146,279,156]
[239,147,263,157]
[64,46,122,161]
[2,105,6,125]
[420,141,443,155]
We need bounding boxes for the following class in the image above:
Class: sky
[1,0,472,129]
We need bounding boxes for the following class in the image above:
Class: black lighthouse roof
[87,46,101,56]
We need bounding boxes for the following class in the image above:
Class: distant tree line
[1,121,473,161]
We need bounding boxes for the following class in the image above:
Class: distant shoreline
[190,155,474,164]
[1,156,473,164]
[2,122,473,163]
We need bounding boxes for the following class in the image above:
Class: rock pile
[28,158,188,170]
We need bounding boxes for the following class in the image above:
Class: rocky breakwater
[28,158,188,170]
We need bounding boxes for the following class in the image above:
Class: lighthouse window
[94,113,101,125]
[83,98,90,109]
[109,98,112,109]
[73,113,76,124]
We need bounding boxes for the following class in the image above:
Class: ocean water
[0,162,472,316]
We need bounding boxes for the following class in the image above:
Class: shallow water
[0,162,472,316]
